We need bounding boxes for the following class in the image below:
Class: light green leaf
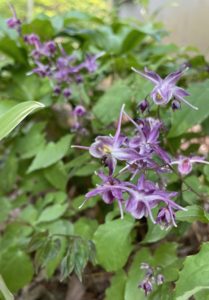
[93,80,132,125]
[176,205,209,223]
[105,270,127,300]
[0,275,14,300]
[142,217,171,244]
[36,203,68,224]
[175,242,209,299]
[44,162,68,191]
[0,101,44,141]
[74,217,98,240]
[0,248,34,292]
[168,80,209,137]
[28,135,72,173]
[93,218,134,271]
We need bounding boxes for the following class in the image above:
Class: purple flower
[63,88,72,98]
[138,99,149,113]
[156,274,164,285]
[74,105,86,117]
[82,52,104,73]
[72,105,140,174]
[123,175,183,223]
[7,17,21,29]
[41,41,57,57]
[24,34,40,46]
[156,206,177,228]
[83,171,125,218]
[6,4,21,31]
[53,85,61,95]
[30,62,50,77]
[139,280,153,296]
[170,156,209,175]
[132,67,198,110]
[171,99,181,111]
[124,112,171,163]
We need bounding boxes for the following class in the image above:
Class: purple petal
[164,69,185,85]
[132,67,162,84]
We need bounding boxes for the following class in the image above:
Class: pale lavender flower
[30,62,50,77]
[72,105,140,174]
[83,171,125,218]
[139,262,164,295]
[170,156,209,175]
[156,274,164,285]
[139,280,153,296]
[123,175,184,223]
[124,112,171,163]
[24,34,40,46]
[132,67,198,110]
[82,52,104,73]
[156,206,177,228]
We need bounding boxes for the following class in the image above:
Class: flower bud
[74,105,86,117]
[63,88,72,98]
[139,280,153,296]
[138,99,149,113]
[171,99,181,111]
[156,274,164,285]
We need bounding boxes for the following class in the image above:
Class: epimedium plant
[1,4,209,300]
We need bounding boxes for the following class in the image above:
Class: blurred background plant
[1,1,209,300]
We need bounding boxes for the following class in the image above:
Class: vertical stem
[27,0,34,21]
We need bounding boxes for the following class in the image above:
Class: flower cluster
[24,34,102,99]
[7,6,102,133]
[72,105,187,228]
[139,263,164,296]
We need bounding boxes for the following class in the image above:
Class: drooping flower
[6,4,21,31]
[84,171,125,218]
[138,99,149,113]
[122,175,184,224]
[139,280,153,296]
[170,155,209,175]
[132,67,198,110]
[138,262,164,296]
[156,206,177,228]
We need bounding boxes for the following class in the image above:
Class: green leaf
[0,275,14,300]
[44,162,68,191]
[175,242,209,299]
[176,205,209,223]
[93,218,134,271]
[0,154,18,194]
[0,101,44,141]
[15,123,46,159]
[28,135,72,173]
[0,248,34,292]
[93,80,132,125]
[36,203,68,224]
[142,217,171,244]
[74,217,98,240]
[105,270,127,300]
[168,80,209,137]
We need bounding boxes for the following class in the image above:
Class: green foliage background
[1,2,209,300]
